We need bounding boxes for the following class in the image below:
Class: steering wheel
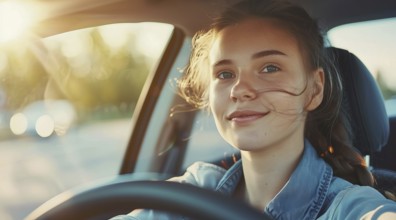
[26,175,271,220]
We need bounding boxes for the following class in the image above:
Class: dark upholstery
[327,47,389,155]
[372,115,396,171]
[372,169,396,193]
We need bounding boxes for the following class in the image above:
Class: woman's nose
[230,75,257,102]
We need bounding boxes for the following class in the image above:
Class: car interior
[0,0,396,219]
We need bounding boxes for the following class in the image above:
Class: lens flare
[0,1,34,42]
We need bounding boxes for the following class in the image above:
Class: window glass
[0,22,173,220]
[182,110,237,169]
[327,18,396,114]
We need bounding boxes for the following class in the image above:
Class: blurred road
[0,119,130,220]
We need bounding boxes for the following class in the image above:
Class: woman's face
[208,18,323,152]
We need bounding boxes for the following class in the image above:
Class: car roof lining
[31,0,396,37]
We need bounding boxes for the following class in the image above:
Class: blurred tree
[0,45,48,110]
[0,24,169,122]
[52,28,151,120]
[376,70,396,100]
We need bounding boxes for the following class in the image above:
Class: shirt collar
[265,140,333,219]
[215,159,243,195]
[215,140,333,219]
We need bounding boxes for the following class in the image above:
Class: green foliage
[0,26,156,121]
[0,46,48,109]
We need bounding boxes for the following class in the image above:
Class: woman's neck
[240,137,305,210]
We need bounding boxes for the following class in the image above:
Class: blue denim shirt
[112,141,396,219]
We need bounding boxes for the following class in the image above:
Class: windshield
[0,23,173,219]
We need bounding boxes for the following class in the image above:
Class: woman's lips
[227,110,269,123]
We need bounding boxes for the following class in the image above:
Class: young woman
[113,0,396,219]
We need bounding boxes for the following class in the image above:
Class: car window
[0,22,173,220]
[182,110,237,169]
[328,18,396,115]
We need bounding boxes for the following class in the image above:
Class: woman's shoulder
[168,161,228,190]
[324,179,396,219]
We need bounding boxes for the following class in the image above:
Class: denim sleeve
[109,162,226,220]
[324,185,396,219]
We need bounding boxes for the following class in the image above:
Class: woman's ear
[306,68,325,111]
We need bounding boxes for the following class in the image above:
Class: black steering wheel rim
[26,175,271,220]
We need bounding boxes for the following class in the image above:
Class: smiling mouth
[227,111,269,123]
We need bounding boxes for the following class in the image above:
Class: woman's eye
[262,65,280,73]
[217,71,235,79]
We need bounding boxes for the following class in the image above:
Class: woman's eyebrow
[212,50,286,67]
[213,59,233,67]
[252,50,286,59]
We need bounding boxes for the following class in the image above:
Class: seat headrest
[327,47,389,155]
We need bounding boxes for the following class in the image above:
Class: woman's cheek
[209,84,229,114]
[264,93,306,115]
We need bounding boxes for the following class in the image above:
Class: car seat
[319,47,396,194]
[371,115,396,171]
[371,114,396,194]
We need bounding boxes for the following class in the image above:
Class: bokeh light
[35,115,55,138]
[10,113,28,135]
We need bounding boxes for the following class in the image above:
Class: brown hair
[178,0,374,186]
